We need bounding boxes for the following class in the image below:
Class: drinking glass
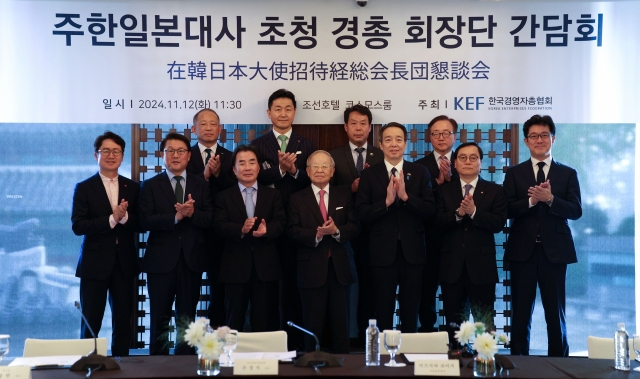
[220,330,238,367]
[383,330,405,367]
[0,335,9,363]
[633,334,640,371]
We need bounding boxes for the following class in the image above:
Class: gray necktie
[174,176,183,204]
[355,147,365,175]
[244,187,255,218]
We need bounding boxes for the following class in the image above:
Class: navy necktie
[355,147,365,175]
[536,162,546,184]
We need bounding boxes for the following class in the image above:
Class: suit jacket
[355,161,436,266]
[329,144,384,188]
[415,152,459,255]
[214,183,286,283]
[250,130,315,203]
[139,171,214,273]
[436,177,507,285]
[186,143,235,199]
[503,159,582,264]
[287,185,359,288]
[72,173,140,280]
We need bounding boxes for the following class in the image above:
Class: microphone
[286,321,320,351]
[70,301,120,372]
[286,321,342,368]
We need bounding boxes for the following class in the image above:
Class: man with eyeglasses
[287,150,359,353]
[414,115,459,333]
[139,133,214,355]
[186,108,235,328]
[504,115,582,357]
[72,131,139,356]
[435,142,507,343]
[356,122,435,333]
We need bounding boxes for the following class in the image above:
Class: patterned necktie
[174,176,183,204]
[390,168,399,204]
[464,184,473,197]
[204,148,212,165]
[355,147,365,175]
[277,135,288,152]
[536,162,546,184]
[439,155,450,177]
[318,189,330,257]
[244,187,255,218]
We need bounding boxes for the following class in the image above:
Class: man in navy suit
[356,122,436,333]
[436,142,507,343]
[186,108,234,327]
[414,115,459,333]
[329,104,383,345]
[72,131,139,357]
[504,115,582,357]
[288,150,360,353]
[251,89,315,349]
[139,133,214,355]
[214,145,286,332]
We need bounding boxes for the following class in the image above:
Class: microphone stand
[287,321,342,368]
[70,301,120,372]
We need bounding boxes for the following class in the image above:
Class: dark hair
[428,115,458,133]
[94,131,125,153]
[379,122,408,142]
[343,104,372,124]
[268,88,296,109]
[192,108,220,125]
[231,144,260,165]
[523,114,556,137]
[453,142,483,161]
[160,132,190,151]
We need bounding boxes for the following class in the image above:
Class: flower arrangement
[183,318,229,359]
[454,321,509,360]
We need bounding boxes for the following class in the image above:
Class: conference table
[25,354,640,378]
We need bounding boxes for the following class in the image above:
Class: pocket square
[296,151,302,155]
[335,207,344,210]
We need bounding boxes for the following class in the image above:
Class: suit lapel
[190,143,205,173]
[452,179,464,204]
[521,159,537,187]
[472,177,488,207]
[342,145,359,179]
[427,153,440,178]
[286,131,302,154]
[374,162,391,188]
[303,187,325,225]
[547,159,560,185]
[89,173,113,213]
[117,176,129,203]
[253,185,267,219]
[365,146,380,166]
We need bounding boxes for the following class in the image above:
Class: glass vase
[197,354,220,376]
[473,355,496,377]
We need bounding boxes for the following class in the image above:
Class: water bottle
[365,319,380,366]
[615,323,630,371]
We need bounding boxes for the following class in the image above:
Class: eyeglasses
[430,131,455,139]
[98,149,123,157]
[308,164,333,170]
[457,155,479,162]
[527,133,552,140]
[164,149,189,156]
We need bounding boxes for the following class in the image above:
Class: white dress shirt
[99,172,128,229]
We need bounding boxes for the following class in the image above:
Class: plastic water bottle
[365,319,380,366]
[615,323,630,371]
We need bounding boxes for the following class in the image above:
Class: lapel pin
[370,152,374,156]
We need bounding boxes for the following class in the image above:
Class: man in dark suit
[139,133,214,355]
[414,115,459,333]
[186,108,234,327]
[356,122,436,333]
[72,131,139,357]
[250,89,315,348]
[329,104,383,345]
[288,150,360,353]
[504,115,582,357]
[214,145,285,332]
[436,142,507,343]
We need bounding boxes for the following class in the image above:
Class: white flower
[497,333,510,345]
[197,332,223,359]
[474,322,486,335]
[195,317,209,326]
[473,332,499,360]
[216,326,231,339]
[184,321,206,347]
[455,321,476,345]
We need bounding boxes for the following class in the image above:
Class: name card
[0,365,32,379]
[414,359,460,376]
[233,359,278,375]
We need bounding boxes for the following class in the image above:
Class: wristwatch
[545,195,554,206]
